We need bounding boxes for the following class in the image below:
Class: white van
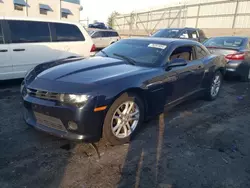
[0,17,95,80]
[87,29,120,49]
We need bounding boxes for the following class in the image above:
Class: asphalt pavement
[0,79,250,188]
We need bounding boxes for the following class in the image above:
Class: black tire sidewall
[102,92,144,145]
[239,63,250,82]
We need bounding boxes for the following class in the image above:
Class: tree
[107,11,119,28]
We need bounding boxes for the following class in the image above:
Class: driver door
[167,45,204,101]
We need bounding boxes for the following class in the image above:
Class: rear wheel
[205,71,222,101]
[102,93,144,145]
[240,66,250,82]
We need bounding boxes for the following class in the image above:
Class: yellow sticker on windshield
[148,43,167,49]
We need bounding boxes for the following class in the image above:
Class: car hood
[36,56,149,83]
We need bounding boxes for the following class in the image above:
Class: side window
[170,46,194,62]
[189,30,198,39]
[103,31,109,37]
[195,46,208,59]
[8,20,50,43]
[92,31,101,38]
[53,23,85,42]
[0,22,4,44]
[179,30,189,39]
[113,32,119,37]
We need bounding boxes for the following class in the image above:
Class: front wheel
[102,93,144,145]
[204,71,222,101]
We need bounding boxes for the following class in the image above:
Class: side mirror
[168,58,187,69]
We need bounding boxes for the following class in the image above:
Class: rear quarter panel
[201,54,227,89]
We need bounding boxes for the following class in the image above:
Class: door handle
[0,49,8,52]
[13,49,25,52]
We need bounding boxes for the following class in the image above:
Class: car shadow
[117,96,205,188]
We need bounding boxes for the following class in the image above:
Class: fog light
[68,121,78,130]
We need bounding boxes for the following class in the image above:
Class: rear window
[102,31,119,37]
[204,37,245,49]
[152,29,180,38]
[97,39,166,65]
[110,31,119,37]
[0,22,4,44]
[53,23,85,42]
[8,20,50,43]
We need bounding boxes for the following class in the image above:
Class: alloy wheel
[211,74,221,97]
[111,101,140,139]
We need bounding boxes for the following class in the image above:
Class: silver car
[204,36,250,81]
[88,29,120,49]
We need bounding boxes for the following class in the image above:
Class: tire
[204,71,223,101]
[240,66,250,82]
[102,92,144,145]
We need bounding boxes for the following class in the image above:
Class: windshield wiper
[100,50,109,57]
[113,53,136,65]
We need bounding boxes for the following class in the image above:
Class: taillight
[90,44,96,52]
[225,52,245,60]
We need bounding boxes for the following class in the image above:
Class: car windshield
[152,29,180,38]
[96,39,167,65]
[204,37,245,49]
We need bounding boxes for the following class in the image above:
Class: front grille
[34,112,66,132]
[27,88,59,101]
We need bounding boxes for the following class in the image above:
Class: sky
[80,0,182,24]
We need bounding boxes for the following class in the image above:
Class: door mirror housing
[168,58,188,69]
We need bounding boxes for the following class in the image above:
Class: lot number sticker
[148,43,167,49]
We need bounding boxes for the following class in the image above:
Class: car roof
[124,37,201,45]
[159,27,198,31]
[87,28,118,32]
[0,16,81,25]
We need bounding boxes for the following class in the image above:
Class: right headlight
[59,94,89,106]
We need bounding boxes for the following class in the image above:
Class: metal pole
[168,9,171,27]
[178,6,182,27]
[25,0,28,16]
[59,0,61,20]
[195,5,200,28]
[232,0,239,28]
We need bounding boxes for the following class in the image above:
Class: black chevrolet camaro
[21,38,227,145]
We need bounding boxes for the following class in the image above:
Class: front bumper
[23,94,105,143]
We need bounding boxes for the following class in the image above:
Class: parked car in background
[204,36,250,81]
[0,17,95,80]
[88,29,120,49]
[21,38,226,145]
[151,27,208,43]
[88,22,107,29]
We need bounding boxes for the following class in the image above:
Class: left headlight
[59,94,89,105]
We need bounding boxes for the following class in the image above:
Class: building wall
[0,0,81,22]
[61,1,80,22]
[113,0,250,36]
